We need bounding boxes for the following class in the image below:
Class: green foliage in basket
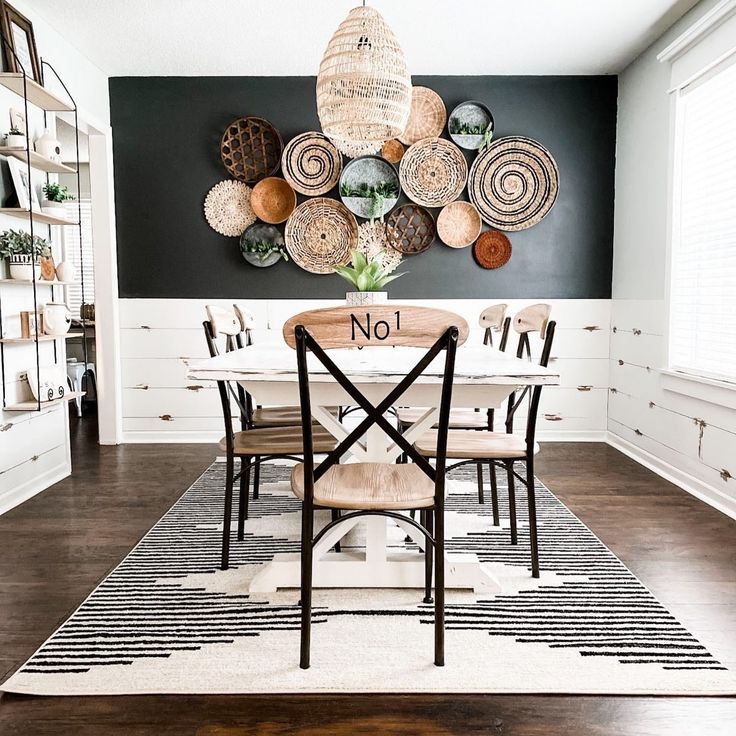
[0,229,51,259]
[340,180,399,220]
[240,238,289,262]
[42,183,75,203]
[332,249,405,292]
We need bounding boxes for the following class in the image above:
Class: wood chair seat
[251,405,339,427]
[219,426,338,455]
[396,407,490,429]
[415,429,540,460]
[291,462,436,510]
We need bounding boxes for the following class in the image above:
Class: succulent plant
[332,249,405,292]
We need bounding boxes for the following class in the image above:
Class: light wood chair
[414,304,556,579]
[203,308,338,570]
[284,304,467,669]
[396,303,511,523]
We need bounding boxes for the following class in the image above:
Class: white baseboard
[0,461,71,515]
[606,432,736,522]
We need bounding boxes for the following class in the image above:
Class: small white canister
[35,128,62,162]
[43,302,72,335]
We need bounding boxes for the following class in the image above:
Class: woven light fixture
[316,4,411,149]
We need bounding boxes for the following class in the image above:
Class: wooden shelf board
[4,391,84,412]
[0,74,73,112]
[0,208,79,226]
[0,279,77,286]
[0,146,76,174]
[0,332,83,344]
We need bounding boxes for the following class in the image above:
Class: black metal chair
[414,304,556,579]
[203,307,338,570]
[283,304,466,669]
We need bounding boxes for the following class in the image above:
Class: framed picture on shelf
[0,2,42,83]
[7,155,40,209]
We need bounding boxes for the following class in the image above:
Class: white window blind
[63,198,94,318]
[670,59,736,383]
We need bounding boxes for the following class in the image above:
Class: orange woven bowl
[474,230,512,269]
[250,177,296,224]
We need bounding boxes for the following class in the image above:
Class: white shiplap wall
[119,298,611,444]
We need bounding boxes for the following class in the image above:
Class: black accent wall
[109,75,617,299]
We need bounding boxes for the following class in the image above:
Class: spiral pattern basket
[400,137,468,208]
[285,198,358,274]
[220,117,283,184]
[358,220,402,273]
[474,230,512,269]
[386,204,435,255]
[399,87,446,146]
[469,136,559,231]
[437,201,482,248]
[203,180,256,237]
[282,132,343,196]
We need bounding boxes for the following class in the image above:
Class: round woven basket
[285,198,358,274]
[469,135,559,231]
[474,230,512,269]
[437,201,482,248]
[399,87,446,145]
[220,117,283,184]
[250,177,296,224]
[282,132,342,196]
[203,180,256,237]
[358,220,402,273]
[400,137,468,208]
[381,139,405,164]
[386,204,435,255]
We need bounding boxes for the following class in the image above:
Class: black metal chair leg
[299,506,315,670]
[434,506,445,666]
[506,460,518,545]
[476,462,485,503]
[489,461,500,526]
[423,509,433,604]
[526,456,540,578]
[221,454,234,570]
[253,457,260,499]
[237,456,250,541]
[331,509,342,553]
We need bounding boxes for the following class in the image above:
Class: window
[669,59,736,383]
[62,198,94,318]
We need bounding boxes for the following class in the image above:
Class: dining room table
[188,339,560,594]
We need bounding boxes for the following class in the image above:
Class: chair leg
[434,506,445,667]
[526,456,540,578]
[506,461,518,545]
[423,509,433,604]
[299,504,315,670]
[253,457,260,500]
[221,454,234,570]
[489,462,500,527]
[331,509,341,553]
[476,462,485,503]
[237,456,250,541]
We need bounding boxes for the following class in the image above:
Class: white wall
[609,0,736,519]
[0,3,109,513]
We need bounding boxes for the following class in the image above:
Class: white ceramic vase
[345,291,388,306]
[55,260,76,282]
[6,133,26,148]
[8,254,40,280]
[43,302,72,335]
[35,128,62,161]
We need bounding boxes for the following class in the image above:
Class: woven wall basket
[285,198,358,274]
[437,201,482,248]
[400,137,468,208]
[468,135,559,231]
[474,230,512,269]
[381,139,405,164]
[399,87,447,146]
[203,180,256,237]
[316,6,412,144]
[386,204,435,255]
[220,117,283,184]
[250,177,296,224]
[358,220,402,273]
[282,132,342,196]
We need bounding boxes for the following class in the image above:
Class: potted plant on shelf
[0,228,51,280]
[41,183,74,219]
[5,126,26,148]
[333,249,405,306]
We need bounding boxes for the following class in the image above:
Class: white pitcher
[43,302,72,335]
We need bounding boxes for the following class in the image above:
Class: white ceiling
[30,0,700,77]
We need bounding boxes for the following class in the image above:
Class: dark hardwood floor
[1,415,735,734]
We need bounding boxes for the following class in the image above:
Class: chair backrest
[479,304,511,349]
[205,305,246,353]
[284,305,467,506]
[233,304,256,346]
[511,303,552,360]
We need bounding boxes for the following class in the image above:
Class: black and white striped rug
[3,461,735,695]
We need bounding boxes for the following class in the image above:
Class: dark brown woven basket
[220,117,283,184]
[386,204,435,255]
[474,230,512,269]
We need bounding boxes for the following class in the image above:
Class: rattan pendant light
[316,4,412,148]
